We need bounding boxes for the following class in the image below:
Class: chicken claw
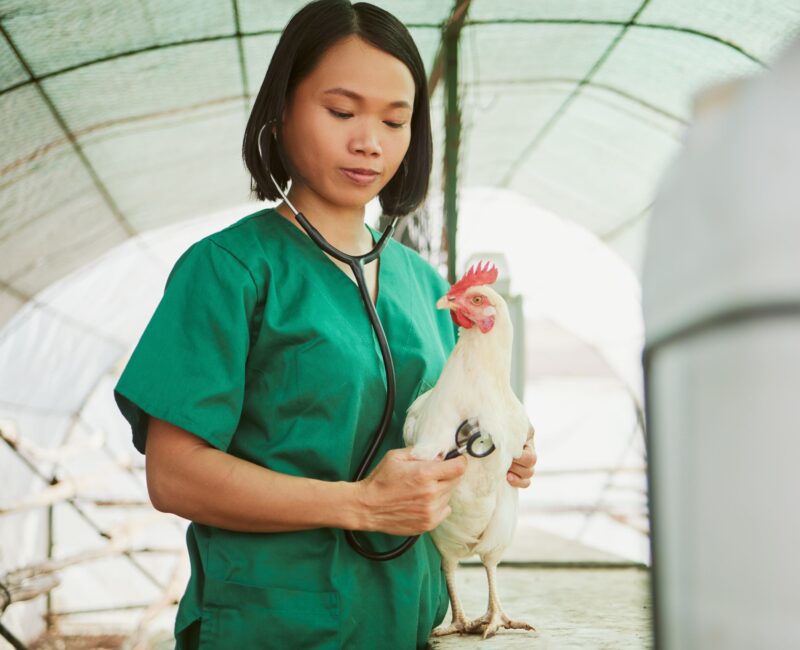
[465,610,536,639]
[430,616,469,637]
[432,559,476,636]
[465,562,536,638]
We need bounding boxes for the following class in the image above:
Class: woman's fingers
[507,442,537,488]
[512,443,537,476]
[433,454,467,481]
[506,473,531,489]
[359,448,468,534]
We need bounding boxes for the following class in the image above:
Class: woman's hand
[507,442,537,489]
[355,447,467,536]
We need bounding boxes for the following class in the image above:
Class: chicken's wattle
[451,308,473,329]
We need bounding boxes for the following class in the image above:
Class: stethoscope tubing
[258,126,418,559]
[292,208,416,561]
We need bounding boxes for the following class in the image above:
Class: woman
[114,1,536,648]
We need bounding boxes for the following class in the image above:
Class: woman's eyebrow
[322,87,411,110]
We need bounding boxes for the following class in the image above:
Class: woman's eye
[384,121,405,129]
[328,109,352,119]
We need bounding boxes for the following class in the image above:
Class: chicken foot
[465,562,536,639]
[431,559,471,636]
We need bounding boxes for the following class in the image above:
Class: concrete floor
[428,565,653,649]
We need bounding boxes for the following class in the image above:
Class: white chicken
[403,260,536,639]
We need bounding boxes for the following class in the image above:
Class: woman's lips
[341,168,379,186]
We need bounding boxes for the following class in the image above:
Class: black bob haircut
[242,0,432,217]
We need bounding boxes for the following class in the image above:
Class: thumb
[386,447,415,461]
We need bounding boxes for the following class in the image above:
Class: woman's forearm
[145,416,364,533]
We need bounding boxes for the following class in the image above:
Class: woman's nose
[351,121,382,157]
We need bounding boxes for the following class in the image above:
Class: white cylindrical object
[642,40,800,650]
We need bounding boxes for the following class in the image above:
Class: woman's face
[279,35,415,211]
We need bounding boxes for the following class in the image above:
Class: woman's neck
[276,185,371,255]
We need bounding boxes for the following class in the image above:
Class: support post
[442,19,462,284]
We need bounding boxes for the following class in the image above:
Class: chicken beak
[436,295,455,310]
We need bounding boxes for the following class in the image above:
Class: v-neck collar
[267,208,385,307]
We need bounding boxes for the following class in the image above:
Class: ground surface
[428,565,653,650]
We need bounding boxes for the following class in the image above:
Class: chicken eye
[471,295,483,305]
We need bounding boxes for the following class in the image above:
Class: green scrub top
[114,207,458,649]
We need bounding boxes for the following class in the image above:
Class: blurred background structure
[1,1,799,647]
[643,39,800,650]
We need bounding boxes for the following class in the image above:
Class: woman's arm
[145,416,466,535]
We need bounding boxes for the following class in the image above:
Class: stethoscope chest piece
[446,417,496,460]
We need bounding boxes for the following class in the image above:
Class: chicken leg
[465,562,536,639]
[431,558,470,636]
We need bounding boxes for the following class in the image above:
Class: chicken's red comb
[449,260,499,294]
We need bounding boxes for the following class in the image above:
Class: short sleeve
[114,238,259,454]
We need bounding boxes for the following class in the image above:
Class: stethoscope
[257,125,495,561]
[445,418,496,460]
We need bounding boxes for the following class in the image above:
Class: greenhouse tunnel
[1,1,799,648]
